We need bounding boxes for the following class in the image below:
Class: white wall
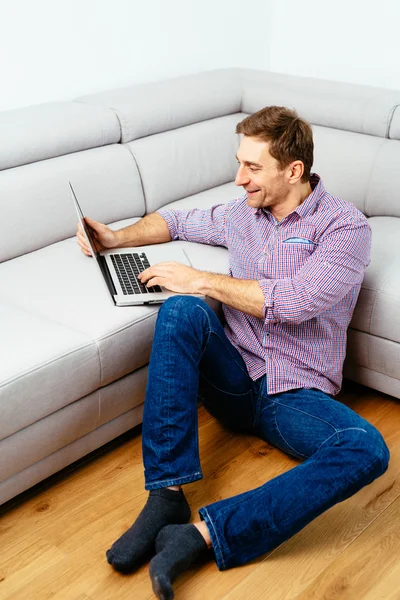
[3,0,399,113]
[0,0,271,112]
[268,0,400,91]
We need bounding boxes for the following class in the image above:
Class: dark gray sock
[106,488,191,573]
[149,524,209,600]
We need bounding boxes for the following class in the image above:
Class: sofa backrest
[0,145,145,263]
[78,70,245,213]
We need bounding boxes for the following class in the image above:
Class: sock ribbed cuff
[149,488,184,501]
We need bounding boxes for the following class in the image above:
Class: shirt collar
[253,173,325,221]
[294,173,324,219]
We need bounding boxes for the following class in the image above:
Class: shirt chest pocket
[275,225,318,277]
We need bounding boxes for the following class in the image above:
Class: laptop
[70,182,202,307]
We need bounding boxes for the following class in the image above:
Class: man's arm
[156,202,236,247]
[116,212,172,247]
[199,274,265,318]
[77,212,171,256]
[78,200,235,256]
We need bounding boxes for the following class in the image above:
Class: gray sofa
[1,69,400,506]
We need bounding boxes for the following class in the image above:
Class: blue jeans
[142,296,389,570]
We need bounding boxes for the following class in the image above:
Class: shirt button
[266,333,270,337]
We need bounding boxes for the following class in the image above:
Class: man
[77,106,389,600]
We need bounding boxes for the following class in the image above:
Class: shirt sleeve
[258,214,372,325]
[157,201,236,247]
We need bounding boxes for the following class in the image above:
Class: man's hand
[138,262,204,294]
[76,217,119,256]
[139,262,265,318]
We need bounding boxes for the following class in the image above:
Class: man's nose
[235,165,250,187]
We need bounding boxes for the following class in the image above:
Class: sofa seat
[0,299,100,442]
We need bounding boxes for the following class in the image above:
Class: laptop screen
[69,182,101,260]
[69,181,118,302]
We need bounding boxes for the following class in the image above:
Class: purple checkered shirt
[157,174,372,396]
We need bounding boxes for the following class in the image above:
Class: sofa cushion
[128,115,242,213]
[77,69,242,142]
[0,102,120,171]
[350,217,400,345]
[0,144,145,263]
[0,300,99,442]
[312,125,383,214]
[240,68,400,138]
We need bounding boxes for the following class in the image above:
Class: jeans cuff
[145,471,203,491]
[198,506,228,571]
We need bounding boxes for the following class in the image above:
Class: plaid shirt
[157,174,372,396]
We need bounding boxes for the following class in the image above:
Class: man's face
[235,136,290,210]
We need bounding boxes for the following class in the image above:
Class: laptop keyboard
[110,252,163,295]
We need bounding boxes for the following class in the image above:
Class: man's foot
[106,488,191,573]
[149,524,210,600]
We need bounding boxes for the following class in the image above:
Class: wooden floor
[1,380,400,600]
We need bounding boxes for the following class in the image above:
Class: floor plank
[294,494,400,600]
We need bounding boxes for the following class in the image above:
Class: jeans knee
[157,295,205,327]
[371,431,390,476]
[345,427,390,480]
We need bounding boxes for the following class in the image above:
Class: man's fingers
[146,277,163,289]
[139,263,172,282]
[138,267,152,283]
[77,234,89,250]
[76,234,91,255]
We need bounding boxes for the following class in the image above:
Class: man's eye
[249,166,259,172]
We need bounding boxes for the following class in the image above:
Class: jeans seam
[200,373,252,397]
[318,427,368,452]
[198,304,212,359]
[199,507,226,570]
[273,401,309,459]
[262,400,339,434]
[199,315,249,377]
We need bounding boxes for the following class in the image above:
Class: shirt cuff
[258,278,278,323]
[156,208,179,241]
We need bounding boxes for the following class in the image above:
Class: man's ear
[288,160,304,184]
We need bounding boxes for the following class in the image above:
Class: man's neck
[270,181,313,222]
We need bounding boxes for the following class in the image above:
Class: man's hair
[236,106,314,183]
